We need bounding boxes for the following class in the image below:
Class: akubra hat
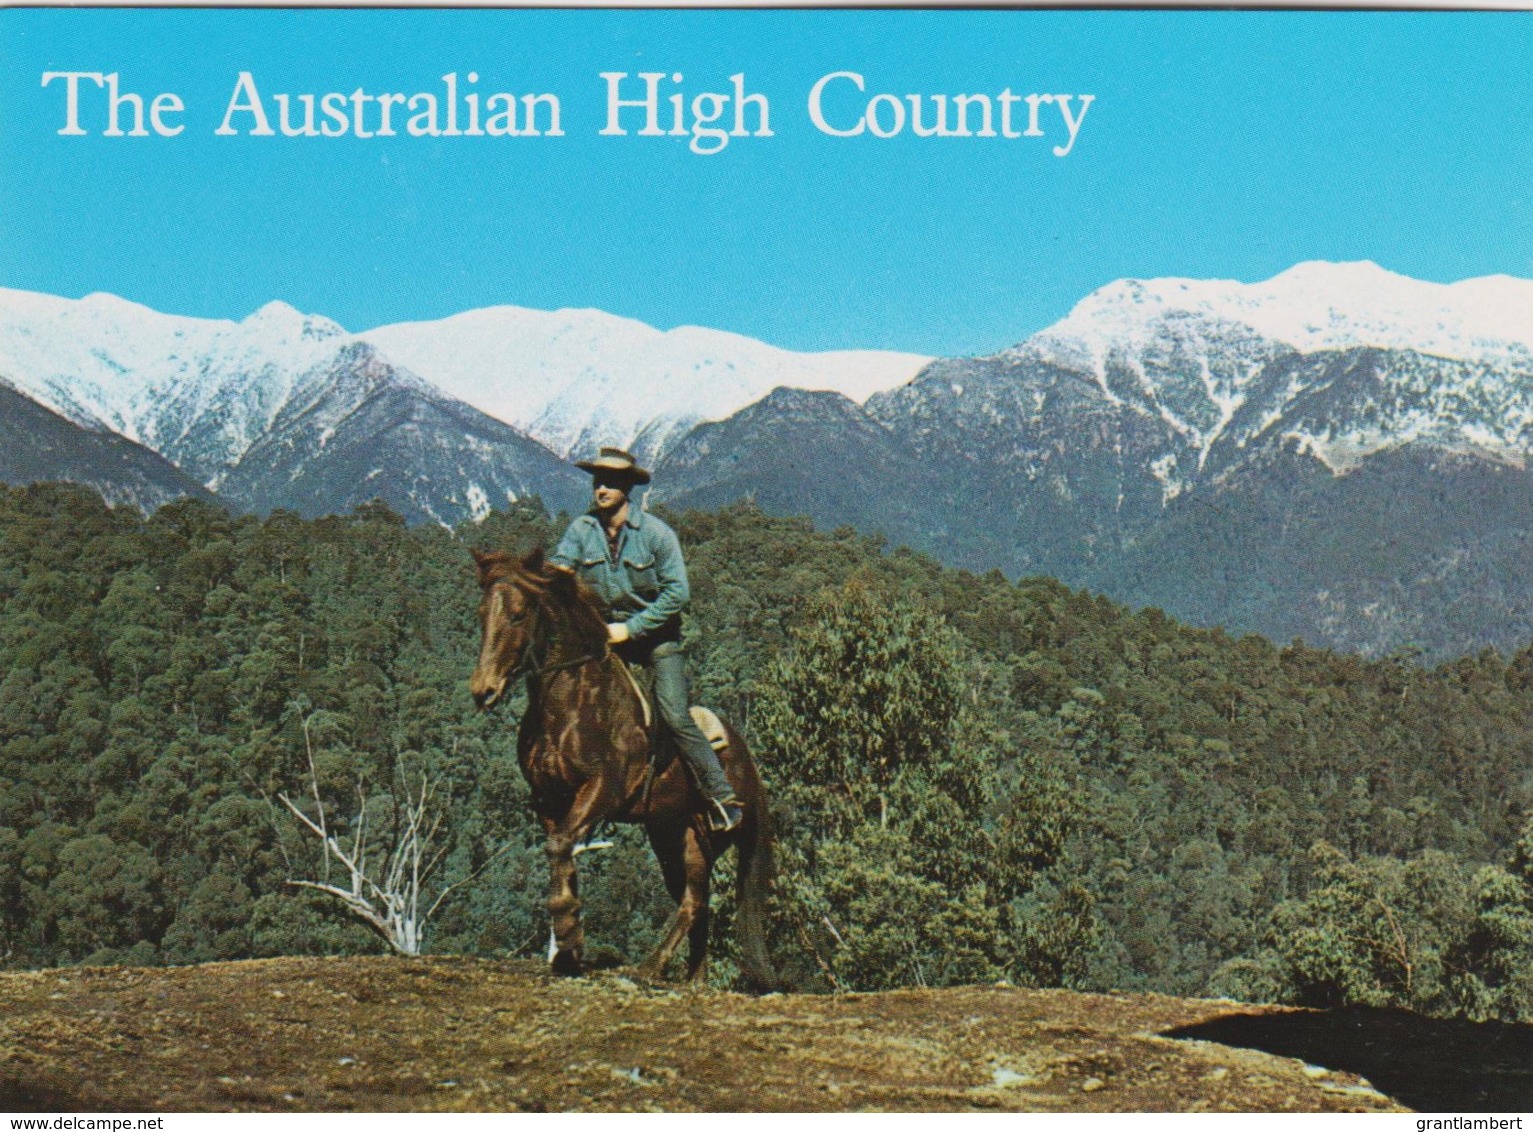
[575,446,651,485]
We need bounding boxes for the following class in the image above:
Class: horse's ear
[469,547,492,580]
[521,547,546,573]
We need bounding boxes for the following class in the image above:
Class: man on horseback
[550,446,744,833]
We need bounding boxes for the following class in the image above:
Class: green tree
[752,581,1078,990]
[46,835,167,964]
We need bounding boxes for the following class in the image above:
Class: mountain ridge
[4,262,1531,656]
[0,379,213,513]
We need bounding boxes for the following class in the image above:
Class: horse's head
[470,547,553,710]
[470,545,611,710]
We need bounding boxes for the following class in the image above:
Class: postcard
[0,6,1530,1116]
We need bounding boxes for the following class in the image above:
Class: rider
[549,447,744,833]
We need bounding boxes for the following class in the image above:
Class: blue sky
[2,9,1529,356]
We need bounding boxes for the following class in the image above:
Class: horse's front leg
[543,780,614,976]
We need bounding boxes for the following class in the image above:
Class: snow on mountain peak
[0,289,224,439]
[78,291,165,318]
[1004,262,1533,480]
[1031,261,1533,369]
[6,265,1527,503]
[1266,258,1400,286]
[362,307,932,460]
[0,286,931,487]
[244,300,347,342]
[0,288,365,469]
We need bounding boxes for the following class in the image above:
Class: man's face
[592,473,632,512]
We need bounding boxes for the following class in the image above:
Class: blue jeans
[622,638,734,803]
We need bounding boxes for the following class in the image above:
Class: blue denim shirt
[549,508,690,641]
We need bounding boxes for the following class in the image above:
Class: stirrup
[572,833,614,857]
[707,797,744,833]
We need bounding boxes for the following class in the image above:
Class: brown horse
[469,546,777,988]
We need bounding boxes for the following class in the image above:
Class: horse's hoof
[550,948,584,977]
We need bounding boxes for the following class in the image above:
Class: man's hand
[606,622,631,644]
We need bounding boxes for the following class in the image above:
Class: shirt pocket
[577,551,606,590]
[622,551,659,600]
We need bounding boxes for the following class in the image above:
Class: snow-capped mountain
[0,288,585,524]
[5,262,1532,656]
[0,286,927,524]
[361,306,931,462]
[1032,260,1533,370]
[661,262,1533,656]
[862,261,1533,504]
[1013,261,1533,480]
[0,289,354,481]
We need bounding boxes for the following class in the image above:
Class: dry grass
[0,956,1405,1112]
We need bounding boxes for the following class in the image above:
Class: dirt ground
[0,955,1426,1112]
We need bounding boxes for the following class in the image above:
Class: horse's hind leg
[638,823,688,980]
[681,828,714,983]
[638,823,713,982]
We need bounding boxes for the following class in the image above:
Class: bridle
[492,581,605,688]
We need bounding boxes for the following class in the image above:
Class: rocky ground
[0,956,1509,1112]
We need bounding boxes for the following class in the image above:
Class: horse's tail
[730,729,781,993]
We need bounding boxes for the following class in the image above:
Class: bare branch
[249,779,297,874]
[795,918,843,992]
[426,840,519,920]
[301,715,330,885]
[286,880,392,942]
[278,749,491,957]
[821,913,847,947]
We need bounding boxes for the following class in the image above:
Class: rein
[536,650,606,677]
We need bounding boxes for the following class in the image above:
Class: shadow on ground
[1165,1006,1533,1112]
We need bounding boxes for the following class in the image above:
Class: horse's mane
[473,548,610,658]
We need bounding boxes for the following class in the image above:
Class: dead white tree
[278,716,507,956]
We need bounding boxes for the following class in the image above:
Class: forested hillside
[1,483,1530,1021]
